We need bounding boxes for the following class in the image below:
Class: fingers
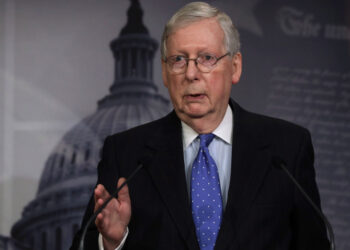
[94,184,113,213]
[117,178,131,206]
[95,210,105,229]
[95,201,115,230]
[94,178,130,213]
[94,190,115,230]
[93,178,131,245]
[95,184,110,202]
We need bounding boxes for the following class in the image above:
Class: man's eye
[202,54,215,61]
[174,56,185,62]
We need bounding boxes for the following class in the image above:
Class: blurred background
[0,0,349,249]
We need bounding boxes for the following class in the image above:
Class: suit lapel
[141,103,273,249]
[144,112,199,250]
[216,101,272,249]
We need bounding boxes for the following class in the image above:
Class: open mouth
[185,93,205,100]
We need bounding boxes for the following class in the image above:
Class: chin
[184,109,209,119]
[176,104,211,119]
[186,113,205,119]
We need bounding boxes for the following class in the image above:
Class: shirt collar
[181,105,233,148]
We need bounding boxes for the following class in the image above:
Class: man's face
[162,18,242,128]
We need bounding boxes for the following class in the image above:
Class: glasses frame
[164,52,231,74]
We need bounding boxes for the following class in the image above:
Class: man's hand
[94,178,131,250]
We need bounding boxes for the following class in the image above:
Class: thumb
[117,177,130,204]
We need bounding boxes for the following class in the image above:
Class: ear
[231,52,242,85]
[161,60,169,88]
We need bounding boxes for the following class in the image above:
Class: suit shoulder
[105,111,176,143]
[241,109,311,139]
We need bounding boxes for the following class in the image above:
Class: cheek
[167,82,183,102]
[206,73,230,96]
[168,76,184,93]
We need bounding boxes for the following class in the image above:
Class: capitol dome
[11,1,169,249]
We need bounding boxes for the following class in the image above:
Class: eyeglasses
[164,52,231,74]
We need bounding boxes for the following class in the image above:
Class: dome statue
[10,1,169,249]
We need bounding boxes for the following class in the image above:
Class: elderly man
[71,2,329,250]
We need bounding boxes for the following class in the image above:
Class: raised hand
[94,178,131,250]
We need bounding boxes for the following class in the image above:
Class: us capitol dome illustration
[6,1,169,249]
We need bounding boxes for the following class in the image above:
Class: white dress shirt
[182,105,233,208]
[99,105,233,249]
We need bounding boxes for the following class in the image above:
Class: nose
[185,59,199,81]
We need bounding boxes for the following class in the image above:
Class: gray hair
[161,1,241,60]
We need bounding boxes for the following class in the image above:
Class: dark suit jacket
[71,100,329,250]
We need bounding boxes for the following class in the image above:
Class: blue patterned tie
[191,134,223,250]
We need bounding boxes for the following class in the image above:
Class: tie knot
[199,133,215,148]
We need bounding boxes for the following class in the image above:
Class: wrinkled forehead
[168,16,220,37]
[166,17,226,49]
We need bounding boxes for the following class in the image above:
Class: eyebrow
[169,50,217,57]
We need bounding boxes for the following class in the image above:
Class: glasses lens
[197,54,217,67]
[168,56,186,73]
[196,54,217,72]
[166,53,226,74]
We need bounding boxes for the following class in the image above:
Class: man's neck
[181,105,233,148]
